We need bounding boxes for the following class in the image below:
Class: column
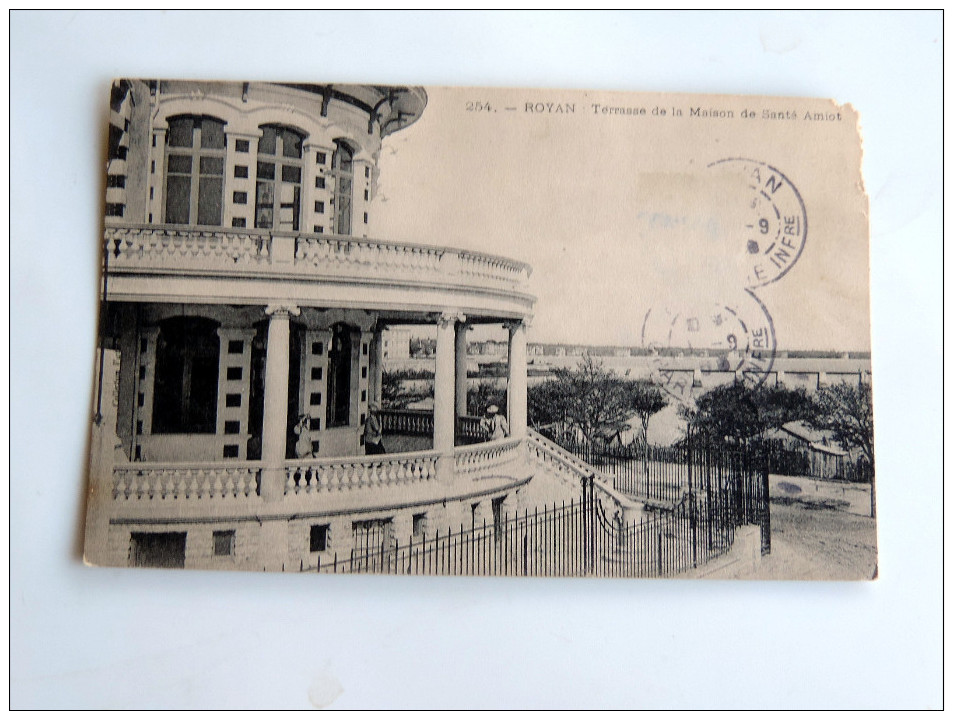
[260,303,300,501]
[506,320,528,438]
[455,322,470,419]
[434,311,462,476]
[370,327,384,406]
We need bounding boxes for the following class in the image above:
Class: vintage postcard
[84,81,874,579]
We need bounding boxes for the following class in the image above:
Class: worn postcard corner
[85,81,875,580]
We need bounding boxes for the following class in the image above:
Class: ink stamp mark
[708,158,808,288]
[641,289,777,402]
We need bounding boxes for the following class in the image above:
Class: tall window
[165,116,226,225]
[327,323,353,428]
[332,140,353,236]
[152,317,220,434]
[256,125,303,231]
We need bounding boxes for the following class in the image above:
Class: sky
[374,86,871,352]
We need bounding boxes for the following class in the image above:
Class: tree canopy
[528,355,667,446]
[680,380,816,444]
[626,380,668,447]
[811,381,874,465]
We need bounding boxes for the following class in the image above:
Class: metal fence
[556,437,770,555]
[306,450,765,577]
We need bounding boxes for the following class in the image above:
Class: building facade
[85,80,550,571]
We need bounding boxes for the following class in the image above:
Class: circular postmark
[707,158,808,288]
[641,289,777,403]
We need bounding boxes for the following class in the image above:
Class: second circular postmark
[641,289,777,402]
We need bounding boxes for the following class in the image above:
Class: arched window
[255,124,303,231]
[152,317,220,434]
[332,140,353,236]
[327,323,353,428]
[164,116,226,225]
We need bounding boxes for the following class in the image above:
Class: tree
[527,355,641,447]
[625,380,668,449]
[682,380,815,445]
[467,381,506,417]
[527,377,571,434]
[381,370,433,410]
[812,381,875,517]
[561,355,637,446]
[380,370,406,409]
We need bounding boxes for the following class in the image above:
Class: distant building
[766,421,850,480]
[382,327,411,360]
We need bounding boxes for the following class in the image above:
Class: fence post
[706,446,713,553]
[759,448,772,555]
[688,436,697,568]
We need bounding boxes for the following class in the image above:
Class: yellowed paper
[85,81,874,579]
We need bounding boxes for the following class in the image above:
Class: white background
[9,11,943,709]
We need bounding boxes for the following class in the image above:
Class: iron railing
[305,435,767,577]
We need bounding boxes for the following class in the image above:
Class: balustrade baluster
[133,470,145,499]
[195,469,208,499]
[182,469,195,499]
[209,468,223,498]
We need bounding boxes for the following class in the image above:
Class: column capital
[504,317,531,333]
[437,311,467,328]
[265,303,301,318]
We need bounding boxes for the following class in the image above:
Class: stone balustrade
[456,415,485,443]
[111,436,529,506]
[106,225,271,267]
[379,409,434,436]
[453,437,523,476]
[105,225,531,290]
[526,429,639,520]
[296,235,444,274]
[285,450,440,496]
[380,410,484,443]
[113,462,261,501]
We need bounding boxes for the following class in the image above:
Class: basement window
[213,530,235,556]
[310,524,329,553]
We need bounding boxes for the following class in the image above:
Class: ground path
[724,499,878,580]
